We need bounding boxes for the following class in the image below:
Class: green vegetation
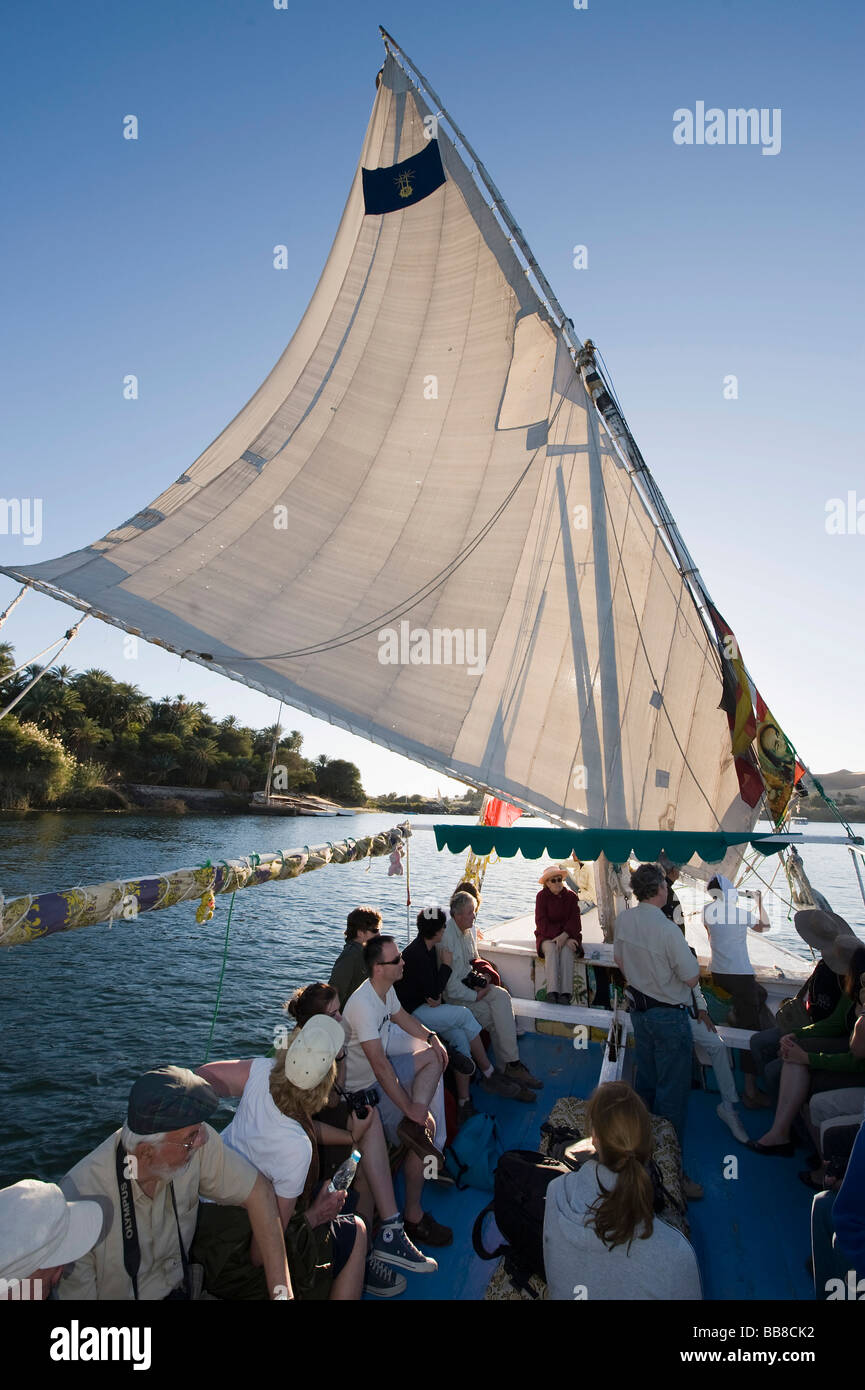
[0,642,366,812]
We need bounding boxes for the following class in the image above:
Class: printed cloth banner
[707,605,804,821]
[362,140,446,215]
[753,691,805,826]
[707,605,763,808]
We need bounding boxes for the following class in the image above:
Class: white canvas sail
[1,48,757,835]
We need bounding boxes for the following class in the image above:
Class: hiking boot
[372,1220,438,1273]
[364,1255,407,1298]
[505,1060,543,1090]
[397,1118,445,1168]
[404,1211,453,1247]
[683,1175,704,1202]
[481,1069,520,1098]
[446,1046,475,1076]
[716,1102,749,1144]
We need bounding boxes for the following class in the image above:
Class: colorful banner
[753,691,805,826]
[707,605,763,808]
[707,605,804,822]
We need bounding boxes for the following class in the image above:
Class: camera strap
[115,1142,191,1301]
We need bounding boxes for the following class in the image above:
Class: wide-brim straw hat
[794,909,862,974]
[538,863,569,886]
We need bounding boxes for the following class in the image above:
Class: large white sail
[1,50,756,834]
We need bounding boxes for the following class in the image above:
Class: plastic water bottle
[328,1149,362,1193]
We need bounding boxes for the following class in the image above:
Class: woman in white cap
[535,864,584,1004]
[703,874,771,1109]
[193,1015,368,1300]
[0,1180,103,1299]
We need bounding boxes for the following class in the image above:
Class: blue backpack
[444,1113,503,1191]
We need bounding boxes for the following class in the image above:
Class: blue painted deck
[388,1031,816,1302]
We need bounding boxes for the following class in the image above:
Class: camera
[462,969,489,991]
[345,1087,380,1120]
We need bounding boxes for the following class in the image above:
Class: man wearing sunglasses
[342,934,453,1257]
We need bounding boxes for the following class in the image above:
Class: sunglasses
[382,953,403,965]
[547,877,564,884]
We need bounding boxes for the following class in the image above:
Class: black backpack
[471,1149,573,1297]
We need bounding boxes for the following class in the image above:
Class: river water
[2,812,863,1181]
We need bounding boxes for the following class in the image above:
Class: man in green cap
[57,1066,291,1301]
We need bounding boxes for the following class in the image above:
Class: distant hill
[815,770,865,794]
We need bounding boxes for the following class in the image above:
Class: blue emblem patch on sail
[362,140,445,215]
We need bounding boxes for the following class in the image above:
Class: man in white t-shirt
[343,934,454,1256]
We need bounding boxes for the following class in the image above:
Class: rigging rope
[202,891,236,1064]
[0,618,88,718]
[0,585,28,632]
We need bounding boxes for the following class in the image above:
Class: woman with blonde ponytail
[543,1083,702,1300]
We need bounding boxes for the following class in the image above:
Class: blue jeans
[811,1190,862,1299]
[412,1002,481,1059]
[632,1006,693,1147]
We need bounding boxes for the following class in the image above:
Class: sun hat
[0,1180,103,1284]
[538,864,569,885]
[284,1014,345,1090]
[127,1066,219,1135]
[794,910,862,974]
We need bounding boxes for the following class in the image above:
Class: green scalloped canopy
[433,826,794,863]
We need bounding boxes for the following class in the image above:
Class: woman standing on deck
[535,864,583,1005]
[543,1082,702,1300]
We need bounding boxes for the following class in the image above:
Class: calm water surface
[2,812,863,1180]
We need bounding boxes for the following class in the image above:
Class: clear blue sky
[1,0,863,793]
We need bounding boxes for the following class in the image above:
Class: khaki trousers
[464,986,519,1067]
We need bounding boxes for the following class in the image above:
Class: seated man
[57,1066,291,1301]
[329,906,382,1009]
[441,891,542,1093]
[343,935,453,1252]
[0,1181,103,1300]
[395,907,523,1119]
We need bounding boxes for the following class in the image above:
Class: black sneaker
[404,1211,453,1247]
[446,1046,475,1076]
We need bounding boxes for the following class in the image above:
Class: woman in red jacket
[536,864,583,1004]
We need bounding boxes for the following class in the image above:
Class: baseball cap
[127,1066,219,1134]
[284,1015,345,1090]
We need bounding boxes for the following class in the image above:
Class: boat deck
[390,1031,816,1302]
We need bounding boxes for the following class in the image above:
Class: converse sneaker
[372,1220,438,1274]
[364,1254,407,1298]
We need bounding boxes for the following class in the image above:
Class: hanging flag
[707,605,763,808]
[753,692,805,826]
[481,796,523,829]
[707,605,757,754]
[460,794,523,899]
[362,140,446,215]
